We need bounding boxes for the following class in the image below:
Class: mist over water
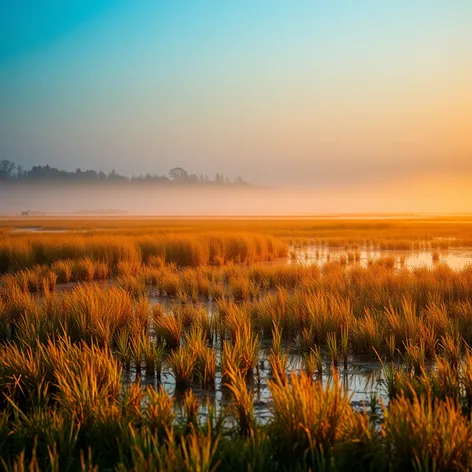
[1,177,472,216]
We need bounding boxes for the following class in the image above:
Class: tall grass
[221,322,259,380]
[0,231,287,274]
[268,370,357,460]
[268,323,289,384]
[0,337,120,416]
[224,361,254,437]
[186,328,216,388]
[383,394,472,471]
[167,345,196,388]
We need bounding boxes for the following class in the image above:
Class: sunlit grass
[1,216,472,469]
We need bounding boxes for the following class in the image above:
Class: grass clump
[384,394,472,471]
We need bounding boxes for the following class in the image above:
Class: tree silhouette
[0,161,247,185]
[169,167,188,181]
[0,160,16,179]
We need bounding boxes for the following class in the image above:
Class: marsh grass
[224,361,254,437]
[75,258,96,282]
[185,327,215,383]
[167,345,196,389]
[115,329,133,370]
[143,385,175,435]
[155,314,183,349]
[340,326,349,369]
[0,231,288,276]
[2,218,472,470]
[0,337,121,419]
[403,340,426,376]
[268,370,354,461]
[268,323,289,385]
[383,394,472,471]
[142,337,165,378]
[327,332,339,368]
[303,346,323,378]
[439,333,462,368]
[183,389,200,427]
[226,323,259,380]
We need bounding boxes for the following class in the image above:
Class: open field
[1,217,472,470]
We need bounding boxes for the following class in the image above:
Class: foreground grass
[2,335,472,471]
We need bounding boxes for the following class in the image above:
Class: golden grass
[0,231,287,274]
[166,345,196,388]
[268,370,356,457]
[224,360,254,437]
[1,216,472,469]
[383,394,472,470]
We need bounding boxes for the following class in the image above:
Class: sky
[0,1,471,202]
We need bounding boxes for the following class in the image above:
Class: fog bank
[1,175,472,216]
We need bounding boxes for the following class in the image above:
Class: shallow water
[290,245,472,270]
[123,343,388,424]
[10,227,70,233]
[130,292,390,422]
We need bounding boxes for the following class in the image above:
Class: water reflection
[290,245,472,270]
[123,344,389,424]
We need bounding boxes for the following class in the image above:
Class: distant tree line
[0,161,247,185]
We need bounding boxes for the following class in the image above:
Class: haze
[1,1,471,213]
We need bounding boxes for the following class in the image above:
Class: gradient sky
[1,1,471,189]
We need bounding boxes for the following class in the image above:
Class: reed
[53,341,122,427]
[221,322,259,382]
[340,326,349,369]
[186,327,216,388]
[130,334,144,375]
[460,350,472,417]
[0,342,46,408]
[303,346,323,379]
[0,337,121,421]
[142,385,175,435]
[353,309,382,356]
[0,231,287,278]
[3,255,472,363]
[327,332,339,368]
[439,333,462,369]
[94,261,110,280]
[387,334,396,361]
[75,258,96,282]
[431,356,461,404]
[183,389,200,427]
[268,323,289,385]
[233,323,260,377]
[154,314,183,349]
[141,337,165,378]
[179,424,221,472]
[117,274,146,298]
[403,340,426,376]
[167,345,196,389]
[224,360,254,437]
[114,329,133,370]
[268,370,354,460]
[383,394,472,471]
[174,305,208,329]
[61,285,135,346]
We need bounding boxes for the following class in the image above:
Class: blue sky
[0,1,471,186]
